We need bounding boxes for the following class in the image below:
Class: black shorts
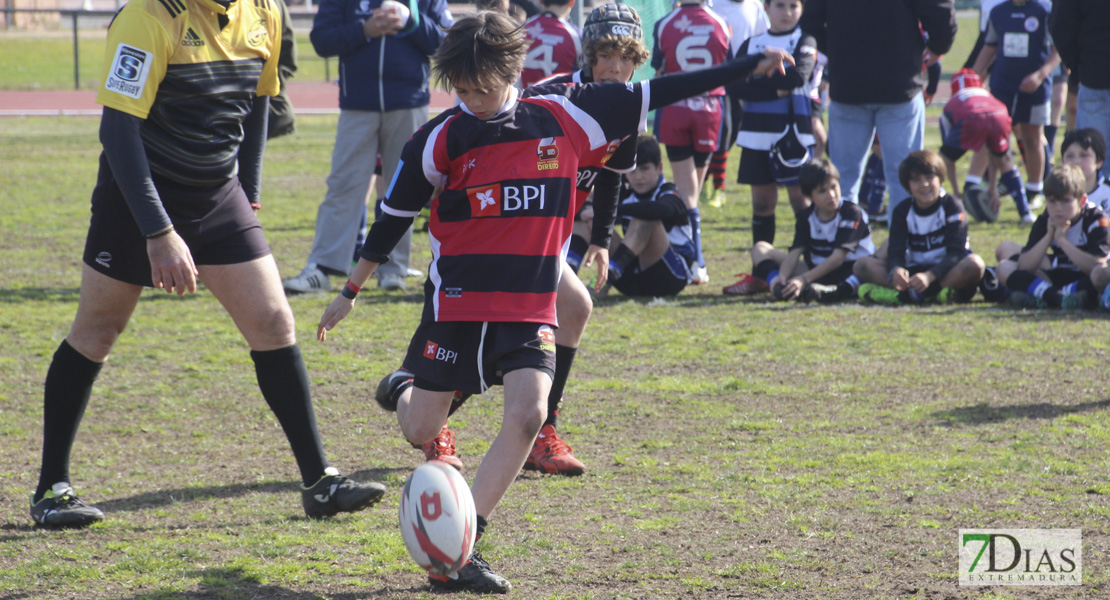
[737,147,775,186]
[83,161,270,287]
[612,246,690,297]
[403,321,557,395]
[804,258,855,285]
[1045,267,1087,289]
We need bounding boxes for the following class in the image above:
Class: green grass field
[0,111,1107,599]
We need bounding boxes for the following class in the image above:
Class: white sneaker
[692,266,710,284]
[378,272,406,291]
[283,265,331,294]
[405,267,424,278]
[1027,193,1045,212]
[1020,212,1035,225]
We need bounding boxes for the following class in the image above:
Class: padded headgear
[951,68,982,95]
[583,2,643,43]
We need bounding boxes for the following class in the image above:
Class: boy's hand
[317,295,356,342]
[780,276,805,300]
[364,8,404,38]
[755,48,795,78]
[1051,218,1072,244]
[908,271,935,293]
[889,267,910,291]
[583,245,609,291]
[1020,70,1047,94]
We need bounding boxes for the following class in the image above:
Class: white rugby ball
[380,0,411,24]
[399,460,477,576]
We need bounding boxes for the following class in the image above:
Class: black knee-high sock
[608,244,638,279]
[252,345,329,486]
[752,214,775,245]
[1006,270,1063,306]
[545,345,577,428]
[36,340,103,501]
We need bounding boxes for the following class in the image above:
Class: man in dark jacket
[284,0,453,293]
[1052,0,1110,178]
[801,0,956,219]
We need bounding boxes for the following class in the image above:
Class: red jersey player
[652,0,731,284]
[520,0,582,88]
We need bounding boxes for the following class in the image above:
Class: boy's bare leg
[1019,123,1046,187]
[471,368,550,518]
[995,241,1023,263]
[671,157,700,210]
[397,388,456,447]
[555,272,590,347]
[939,254,986,291]
[853,240,889,285]
[786,185,809,214]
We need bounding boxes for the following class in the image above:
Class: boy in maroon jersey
[318,11,790,593]
[520,0,581,87]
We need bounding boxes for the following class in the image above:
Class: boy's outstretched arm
[647,48,794,111]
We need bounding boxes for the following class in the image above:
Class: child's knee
[505,401,545,440]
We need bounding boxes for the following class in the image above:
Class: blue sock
[1045,125,1059,156]
[999,169,1029,214]
[688,208,704,267]
[844,274,861,291]
[765,269,779,286]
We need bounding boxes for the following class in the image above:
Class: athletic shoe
[30,483,104,529]
[1028,193,1046,212]
[708,187,725,208]
[405,267,424,278]
[770,281,786,300]
[979,267,1010,303]
[1101,285,1110,312]
[524,424,585,476]
[283,265,331,294]
[301,467,386,519]
[858,283,901,305]
[428,551,511,594]
[801,282,843,304]
[1060,290,1089,310]
[416,425,464,470]
[722,273,768,296]
[375,368,413,412]
[867,207,888,226]
[1020,212,1035,225]
[1008,291,1046,309]
[692,266,710,285]
[932,287,955,304]
[378,272,406,291]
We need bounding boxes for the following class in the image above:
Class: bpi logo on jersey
[423,340,458,364]
[466,184,548,217]
[537,137,560,171]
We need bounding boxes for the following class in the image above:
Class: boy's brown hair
[898,150,946,191]
[432,11,530,91]
[1044,164,1088,204]
[798,157,840,197]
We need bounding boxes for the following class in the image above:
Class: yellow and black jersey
[96,0,281,187]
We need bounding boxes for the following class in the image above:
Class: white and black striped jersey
[730,26,817,151]
[887,192,970,275]
[790,200,874,266]
[1085,178,1110,217]
[1024,201,1110,271]
[617,177,696,265]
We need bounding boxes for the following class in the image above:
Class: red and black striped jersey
[382,83,650,325]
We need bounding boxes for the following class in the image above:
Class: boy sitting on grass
[995,164,1110,310]
[742,157,873,303]
[854,150,985,305]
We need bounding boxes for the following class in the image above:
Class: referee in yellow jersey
[30,0,385,528]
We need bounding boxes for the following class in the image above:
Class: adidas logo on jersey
[182,28,205,47]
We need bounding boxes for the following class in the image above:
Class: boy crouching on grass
[741,157,874,303]
[994,164,1110,310]
[854,150,985,305]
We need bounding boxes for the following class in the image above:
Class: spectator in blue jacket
[284,0,453,294]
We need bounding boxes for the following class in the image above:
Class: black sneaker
[428,552,511,594]
[800,282,842,304]
[374,369,413,412]
[31,483,104,529]
[301,468,385,519]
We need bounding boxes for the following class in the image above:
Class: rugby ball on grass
[399,460,476,576]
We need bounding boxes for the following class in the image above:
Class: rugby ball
[399,460,476,576]
[961,183,997,223]
[380,0,411,24]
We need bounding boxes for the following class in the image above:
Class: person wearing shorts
[30,0,385,530]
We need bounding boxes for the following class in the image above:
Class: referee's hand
[146,231,198,295]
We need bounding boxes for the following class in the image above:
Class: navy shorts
[403,321,556,395]
[83,158,270,287]
[612,246,691,297]
[992,87,1050,126]
[737,147,775,186]
[804,257,855,285]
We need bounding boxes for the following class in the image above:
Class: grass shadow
[0,288,81,302]
[94,467,405,513]
[111,566,424,599]
[932,398,1110,426]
